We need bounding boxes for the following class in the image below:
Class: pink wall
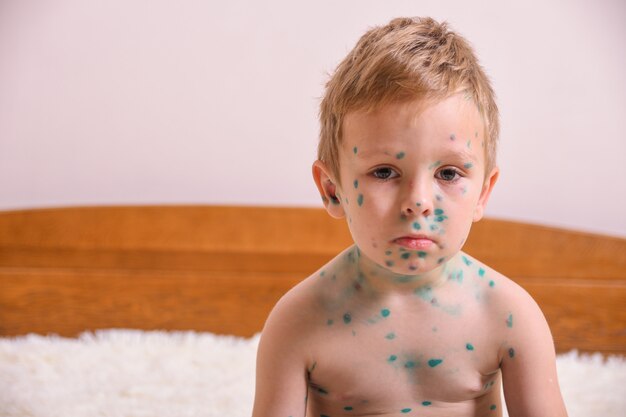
[1,0,624,237]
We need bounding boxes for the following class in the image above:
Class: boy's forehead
[341,95,484,152]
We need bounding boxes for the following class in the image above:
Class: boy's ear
[473,166,499,222]
[312,160,345,219]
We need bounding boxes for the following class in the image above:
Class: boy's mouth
[392,235,435,250]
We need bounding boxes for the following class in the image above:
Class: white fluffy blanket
[0,330,624,416]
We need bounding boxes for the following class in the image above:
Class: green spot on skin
[385,332,396,340]
[396,151,405,159]
[478,267,486,277]
[490,405,497,410]
[353,179,358,189]
[357,194,364,206]
[434,208,444,215]
[344,406,354,411]
[343,313,352,324]
[509,347,515,358]
[489,280,495,287]
[385,250,392,256]
[428,358,443,367]
[438,257,445,264]
[415,286,433,301]
[429,224,438,231]
[404,361,415,368]
[412,221,421,230]
[353,146,358,154]
[464,162,473,169]
[381,308,390,317]
[422,401,432,406]
[462,255,472,266]
[401,252,410,259]
[415,202,421,207]
[327,319,334,326]
[388,354,397,362]
[467,139,471,148]
[417,251,427,258]
[434,215,447,222]
[386,260,394,267]
[317,387,329,395]
[401,409,412,413]
[435,195,443,202]
[429,160,442,170]
[466,343,474,351]
[506,313,513,328]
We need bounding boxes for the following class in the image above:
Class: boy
[253,17,567,417]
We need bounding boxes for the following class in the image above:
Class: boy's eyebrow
[354,147,479,162]
[441,147,479,162]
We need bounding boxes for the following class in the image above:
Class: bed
[0,205,625,416]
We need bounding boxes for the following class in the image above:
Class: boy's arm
[252,294,310,417]
[500,288,568,417]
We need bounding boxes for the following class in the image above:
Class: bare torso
[299,247,507,416]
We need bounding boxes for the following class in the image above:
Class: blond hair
[318,17,499,180]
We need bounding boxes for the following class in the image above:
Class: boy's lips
[393,235,435,250]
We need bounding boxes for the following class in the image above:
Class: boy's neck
[343,245,461,295]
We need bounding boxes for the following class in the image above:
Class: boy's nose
[401,180,433,218]
[401,201,433,218]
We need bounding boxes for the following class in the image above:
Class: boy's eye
[371,167,399,180]
[436,168,461,182]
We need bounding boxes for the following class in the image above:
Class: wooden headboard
[0,206,624,355]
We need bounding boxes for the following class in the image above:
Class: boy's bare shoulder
[260,266,331,342]
[461,252,552,356]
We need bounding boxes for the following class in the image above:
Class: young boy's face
[315,94,498,275]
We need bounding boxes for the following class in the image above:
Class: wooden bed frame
[1,206,624,355]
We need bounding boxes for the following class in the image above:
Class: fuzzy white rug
[0,330,624,417]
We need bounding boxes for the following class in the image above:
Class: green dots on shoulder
[401,408,412,413]
[478,267,486,277]
[388,354,398,362]
[381,308,390,317]
[428,358,443,367]
[466,343,474,351]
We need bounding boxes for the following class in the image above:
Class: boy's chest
[306,306,502,415]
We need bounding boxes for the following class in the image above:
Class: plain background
[1,0,624,237]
